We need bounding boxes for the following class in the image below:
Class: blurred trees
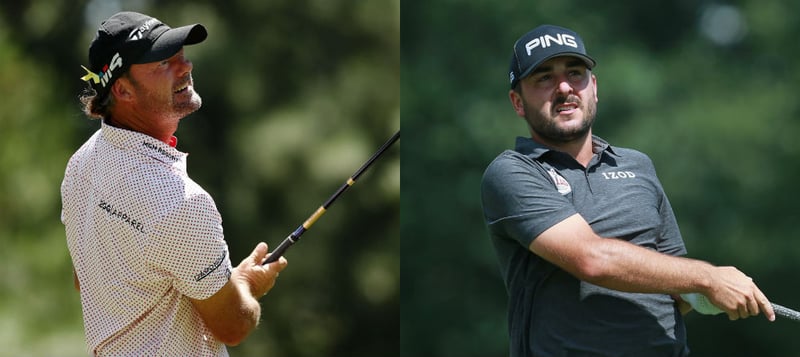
[0,0,398,356]
[402,1,800,356]
[6,0,800,356]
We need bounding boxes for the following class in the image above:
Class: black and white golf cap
[81,11,207,99]
[508,24,596,89]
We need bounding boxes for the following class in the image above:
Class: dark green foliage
[402,1,800,356]
[0,1,397,356]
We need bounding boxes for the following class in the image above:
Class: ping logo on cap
[80,52,123,87]
[525,33,578,55]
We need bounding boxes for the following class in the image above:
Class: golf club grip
[773,303,800,321]
[263,235,295,264]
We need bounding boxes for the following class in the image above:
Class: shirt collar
[514,135,618,159]
[100,121,187,167]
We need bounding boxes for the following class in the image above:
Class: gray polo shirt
[481,136,689,357]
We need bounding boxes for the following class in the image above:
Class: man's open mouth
[556,103,578,113]
[174,82,189,94]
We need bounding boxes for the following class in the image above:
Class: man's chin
[532,126,592,143]
[175,96,202,119]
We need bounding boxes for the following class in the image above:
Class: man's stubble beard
[525,94,596,144]
[176,89,202,119]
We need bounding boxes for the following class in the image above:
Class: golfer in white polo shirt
[61,11,287,356]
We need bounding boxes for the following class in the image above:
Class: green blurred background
[5,0,800,356]
[0,0,398,356]
[402,1,800,356]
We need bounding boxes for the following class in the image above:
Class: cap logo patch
[525,34,578,56]
[99,52,123,87]
[128,18,160,41]
[80,52,123,87]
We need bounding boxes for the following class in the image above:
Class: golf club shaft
[263,130,400,264]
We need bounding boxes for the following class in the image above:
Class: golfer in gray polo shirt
[481,24,774,357]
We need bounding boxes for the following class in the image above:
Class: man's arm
[190,242,287,346]
[532,213,775,321]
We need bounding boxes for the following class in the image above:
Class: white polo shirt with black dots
[61,122,232,356]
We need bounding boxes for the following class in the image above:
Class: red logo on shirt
[547,168,572,195]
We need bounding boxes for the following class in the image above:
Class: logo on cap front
[525,33,578,56]
[128,18,160,41]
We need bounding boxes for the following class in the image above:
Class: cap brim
[515,53,596,86]
[137,24,207,64]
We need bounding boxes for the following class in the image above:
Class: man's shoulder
[486,149,535,168]
[609,145,654,164]
[66,129,102,160]
[481,149,554,194]
[483,150,535,178]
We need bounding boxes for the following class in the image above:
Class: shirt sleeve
[147,192,232,300]
[637,155,687,257]
[655,185,688,256]
[481,152,578,248]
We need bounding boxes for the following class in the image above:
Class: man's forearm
[190,273,262,346]
[583,235,774,320]
[530,213,773,320]
[233,278,262,328]
[531,214,714,295]
[580,236,715,295]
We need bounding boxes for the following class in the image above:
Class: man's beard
[130,75,202,121]
[525,94,596,143]
[171,74,202,119]
[174,89,202,119]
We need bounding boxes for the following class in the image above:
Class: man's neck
[107,110,178,145]
[532,131,595,167]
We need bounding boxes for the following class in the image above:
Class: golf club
[682,293,800,321]
[263,130,400,265]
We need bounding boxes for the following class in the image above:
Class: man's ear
[508,89,525,118]
[111,77,134,102]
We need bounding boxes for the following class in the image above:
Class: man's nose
[556,78,573,95]
[177,54,193,75]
